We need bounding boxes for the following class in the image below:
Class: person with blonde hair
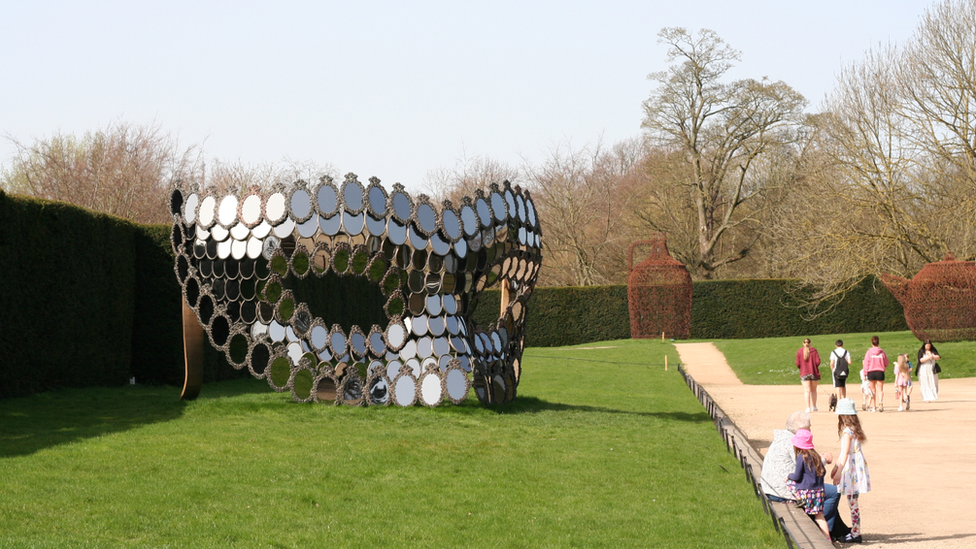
[831,399,871,544]
[894,354,913,411]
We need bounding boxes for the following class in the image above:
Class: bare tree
[2,121,201,224]
[530,138,646,286]
[641,27,806,278]
[420,151,521,206]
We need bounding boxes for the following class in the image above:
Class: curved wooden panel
[180,299,204,400]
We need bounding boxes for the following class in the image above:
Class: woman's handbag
[933,363,942,374]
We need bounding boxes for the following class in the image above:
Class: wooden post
[500,279,511,319]
[665,355,669,371]
[661,331,665,342]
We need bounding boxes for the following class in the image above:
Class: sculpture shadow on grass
[433,395,710,422]
[0,380,264,459]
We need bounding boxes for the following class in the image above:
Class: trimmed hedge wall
[472,278,907,347]
[0,192,241,400]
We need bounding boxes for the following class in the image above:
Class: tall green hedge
[472,278,907,347]
[0,192,242,400]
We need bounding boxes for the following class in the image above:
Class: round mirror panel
[388,220,407,246]
[505,190,517,219]
[386,360,403,380]
[231,239,247,260]
[405,358,421,377]
[297,216,319,238]
[453,237,467,258]
[445,315,459,335]
[251,220,272,239]
[442,209,460,240]
[317,185,339,216]
[526,198,537,226]
[417,337,433,358]
[351,332,367,357]
[230,222,250,241]
[416,203,437,234]
[273,218,296,238]
[368,376,389,405]
[368,185,387,217]
[266,193,286,224]
[392,192,411,221]
[516,194,526,222]
[269,320,286,342]
[320,215,342,236]
[429,233,450,256]
[425,295,442,316]
[411,314,428,336]
[432,336,450,356]
[491,332,502,352]
[399,339,418,361]
[490,192,506,222]
[290,189,312,220]
[428,316,445,337]
[408,225,428,250]
[184,193,199,224]
[369,331,386,355]
[343,212,365,235]
[366,215,386,236]
[420,373,442,406]
[198,196,216,227]
[443,294,458,315]
[210,224,229,242]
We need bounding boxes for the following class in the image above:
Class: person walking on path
[862,336,888,412]
[916,340,941,403]
[787,429,831,539]
[829,340,852,400]
[831,398,871,544]
[796,338,822,412]
[894,354,913,411]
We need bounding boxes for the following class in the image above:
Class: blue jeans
[766,483,841,531]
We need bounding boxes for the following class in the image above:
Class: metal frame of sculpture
[881,252,976,342]
[169,174,542,406]
[626,234,692,340]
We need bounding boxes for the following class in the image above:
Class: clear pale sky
[0,0,934,193]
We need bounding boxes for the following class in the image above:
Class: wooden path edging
[678,364,836,549]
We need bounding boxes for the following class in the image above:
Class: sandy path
[675,342,976,548]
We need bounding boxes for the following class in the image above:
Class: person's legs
[811,379,819,409]
[823,483,840,531]
[838,382,846,400]
[848,494,861,538]
[802,379,813,411]
[876,380,884,410]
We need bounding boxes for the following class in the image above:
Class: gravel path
[675,342,976,548]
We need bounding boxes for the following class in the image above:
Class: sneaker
[878,403,884,412]
[837,533,863,543]
[906,396,911,410]
[805,408,811,413]
[812,406,819,412]
[897,406,904,411]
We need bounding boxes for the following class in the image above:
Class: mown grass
[0,339,777,549]
[704,330,976,385]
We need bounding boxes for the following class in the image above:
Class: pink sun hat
[791,428,815,449]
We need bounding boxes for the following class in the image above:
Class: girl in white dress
[831,398,870,544]
[916,340,941,402]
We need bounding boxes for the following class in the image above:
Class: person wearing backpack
[830,340,852,401]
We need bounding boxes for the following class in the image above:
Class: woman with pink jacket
[796,338,822,412]
[863,335,889,412]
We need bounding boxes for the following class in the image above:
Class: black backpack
[833,349,849,378]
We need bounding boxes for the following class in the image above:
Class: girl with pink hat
[786,428,830,539]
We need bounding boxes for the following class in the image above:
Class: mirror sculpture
[627,234,692,340]
[169,174,542,406]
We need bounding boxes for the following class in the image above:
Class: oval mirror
[446,368,467,402]
[443,294,458,315]
[416,203,437,234]
[269,320,286,342]
[433,336,450,357]
[230,222,250,241]
[460,205,477,236]
[445,316,459,335]
[272,218,296,238]
[319,214,341,236]
[516,194,526,222]
[330,330,347,356]
[310,325,328,350]
[265,193,286,224]
[406,358,421,377]
[453,237,467,258]
[490,192,506,222]
[442,209,460,240]
[392,192,411,221]
[184,193,199,224]
[219,195,239,226]
[251,220,272,239]
[428,316,445,337]
[526,198,537,226]
[210,223,229,242]
[417,337,433,358]
[198,196,216,227]
[351,331,367,357]
[386,360,403,380]
[491,332,502,352]
[290,189,312,221]
[317,184,339,217]
[369,330,386,355]
[393,375,416,407]
[408,224,427,250]
[399,339,418,361]
[368,376,390,405]
[231,239,247,259]
[475,198,491,227]
[241,194,262,226]
[386,322,406,350]
[343,180,364,212]
[216,239,232,259]
[368,185,387,216]
[298,216,318,238]
[425,295,442,316]
[473,334,485,354]
[411,315,428,336]
[420,373,442,406]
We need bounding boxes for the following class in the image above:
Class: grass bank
[0,340,777,548]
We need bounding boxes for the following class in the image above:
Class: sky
[0,0,936,193]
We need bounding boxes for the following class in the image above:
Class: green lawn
[702,330,976,385]
[0,339,778,549]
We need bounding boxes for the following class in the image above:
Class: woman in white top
[916,340,941,402]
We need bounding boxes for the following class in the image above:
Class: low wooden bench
[680,366,837,549]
